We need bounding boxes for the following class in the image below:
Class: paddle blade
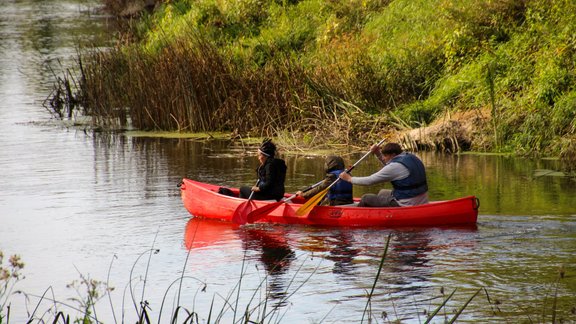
[295,187,329,216]
[232,200,254,225]
[246,201,284,223]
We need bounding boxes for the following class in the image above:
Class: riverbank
[49,0,575,169]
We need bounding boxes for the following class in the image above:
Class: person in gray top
[339,142,429,207]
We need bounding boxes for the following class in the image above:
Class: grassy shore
[47,0,575,169]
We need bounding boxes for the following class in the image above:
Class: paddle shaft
[232,179,260,224]
[284,179,325,202]
[245,179,326,223]
[247,178,261,199]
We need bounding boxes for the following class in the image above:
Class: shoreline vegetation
[2,241,574,323]
[47,0,575,170]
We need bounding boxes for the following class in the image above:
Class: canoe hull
[180,178,479,227]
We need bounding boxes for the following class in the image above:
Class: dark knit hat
[258,139,276,157]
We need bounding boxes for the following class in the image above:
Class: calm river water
[0,1,575,323]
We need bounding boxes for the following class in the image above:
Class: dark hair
[381,143,402,155]
[258,138,276,157]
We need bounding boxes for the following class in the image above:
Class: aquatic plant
[0,251,25,324]
[2,239,575,323]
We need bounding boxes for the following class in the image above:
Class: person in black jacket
[239,139,287,201]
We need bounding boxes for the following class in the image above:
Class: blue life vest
[328,170,353,201]
[390,153,428,200]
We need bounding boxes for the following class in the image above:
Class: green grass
[48,0,576,165]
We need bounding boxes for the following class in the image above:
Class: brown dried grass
[75,32,385,147]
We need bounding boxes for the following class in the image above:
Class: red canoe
[180,178,479,227]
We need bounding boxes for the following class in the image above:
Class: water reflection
[0,0,113,100]
[294,229,362,277]
[240,227,295,305]
[184,218,239,250]
[374,229,436,309]
[325,231,361,275]
[390,230,432,270]
[184,219,296,306]
[157,138,576,216]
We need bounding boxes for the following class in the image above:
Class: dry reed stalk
[55,31,377,147]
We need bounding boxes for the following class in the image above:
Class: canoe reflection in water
[184,218,295,306]
[184,217,238,250]
[183,218,480,317]
[295,229,361,276]
[240,227,295,305]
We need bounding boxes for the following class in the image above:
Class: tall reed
[80,35,330,134]
[2,245,575,323]
[75,30,387,149]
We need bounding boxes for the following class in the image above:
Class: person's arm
[348,163,409,186]
[297,174,334,198]
[371,144,387,166]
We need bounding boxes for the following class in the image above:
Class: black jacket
[257,157,287,200]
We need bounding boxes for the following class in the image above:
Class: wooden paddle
[246,180,324,224]
[232,180,259,225]
[295,139,387,216]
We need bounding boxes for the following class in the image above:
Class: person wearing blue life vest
[339,143,428,207]
[296,155,353,206]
